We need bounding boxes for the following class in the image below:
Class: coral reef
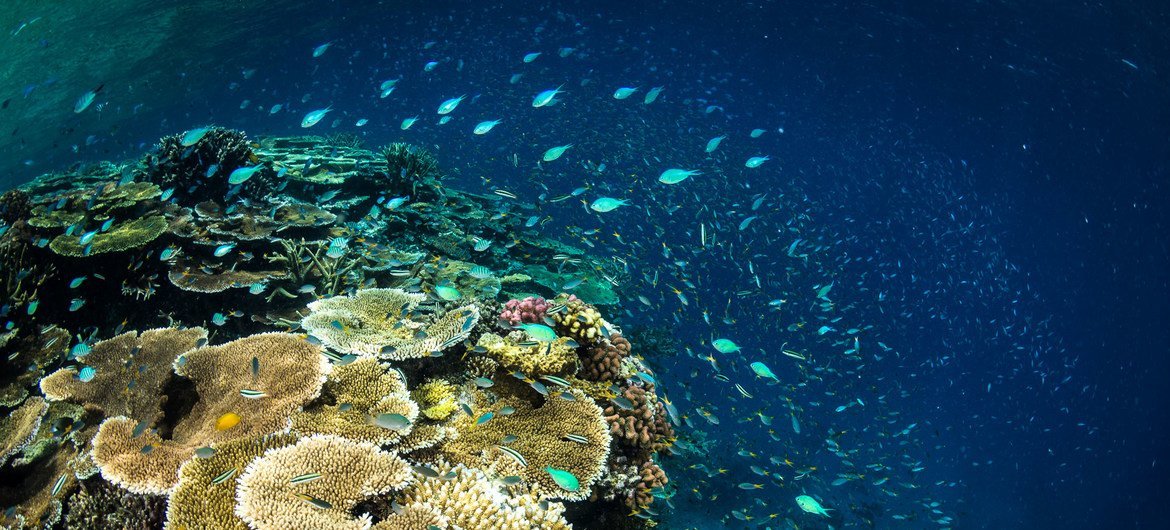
[234,435,413,530]
[291,357,420,445]
[476,333,578,377]
[90,333,326,494]
[40,328,208,424]
[442,388,611,501]
[0,397,47,467]
[550,294,604,343]
[579,333,631,382]
[165,433,299,530]
[412,379,458,421]
[144,127,273,202]
[396,462,571,530]
[48,215,168,256]
[603,385,675,453]
[64,479,167,530]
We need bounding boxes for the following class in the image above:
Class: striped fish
[497,445,528,467]
[211,467,238,485]
[563,434,589,444]
[290,473,322,485]
[240,389,267,399]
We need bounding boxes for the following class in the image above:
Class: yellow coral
[40,327,208,424]
[291,357,419,445]
[476,333,577,376]
[91,333,326,494]
[234,435,413,530]
[165,433,299,530]
[441,388,611,501]
[412,379,458,421]
[396,462,571,530]
[550,296,603,343]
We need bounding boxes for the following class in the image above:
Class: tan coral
[371,502,447,530]
[441,388,611,501]
[476,333,577,376]
[301,289,479,361]
[412,379,458,421]
[234,435,413,530]
[91,333,327,494]
[40,328,208,424]
[396,462,571,530]
[292,357,419,445]
[603,385,675,453]
[0,397,47,466]
[578,333,630,382]
[165,433,299,530]
[167,259,289,293]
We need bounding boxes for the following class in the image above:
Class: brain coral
[441,388,611,501]
[395,462,571,530]
[40,327,208,424]
[91,332,327,494]
[234,435,413,530]
[292,357,420,445]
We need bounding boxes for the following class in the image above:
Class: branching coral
[234,435,413,530]
[441,388,611,501]
[381,143,441,192]
[0,189,32,224]
[145,127,272,202]
[292,357,419,446]
[40,328,208,424]
[165,433,299,530]
[267,239,361,297]
[476,333,578,377]
[90,333,326,494]
[578,333,631,382]
[301,289,478,361]
[395,462,571,530]
[65,478,168,530]
[550,294,603,343]
[412,379,458,421]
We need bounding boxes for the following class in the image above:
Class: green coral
[48,215,167,256]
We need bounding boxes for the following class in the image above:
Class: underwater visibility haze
[0,1,1167,529]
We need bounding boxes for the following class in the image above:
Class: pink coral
[498,296,550,326]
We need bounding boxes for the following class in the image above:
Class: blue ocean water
[1,1,1166,529]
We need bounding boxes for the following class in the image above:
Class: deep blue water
[2,1,1167,528]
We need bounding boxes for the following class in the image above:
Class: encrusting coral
[234,435,413,530]
[164,433,300,530]
[40,327,208,424]
[441,388,611,501]
[291,357,420,445]
[90,332,327,494]
[394,462,571,530]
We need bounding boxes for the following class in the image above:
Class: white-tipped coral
[395,462,571,530]
[234,435,413,530]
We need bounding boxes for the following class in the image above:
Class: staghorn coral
[603,385,675,453]
[40,328,208,424]
[301,289,478,361]
[550,294,604,343]
[48,215,167,256]
[578,333,631,382]
[0,397,47,467]
[292,357,419,445]
[90,333,326,494]
[476,333,578,377]
[498,296,550,326]
[441,388,611,501]
[64,478,167,530]
[266,238,361,298]
[234,435,413,530]
[164,433,299,530]
[381,143,442,196]
[412,379,458,421]
[395,462,571,530]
